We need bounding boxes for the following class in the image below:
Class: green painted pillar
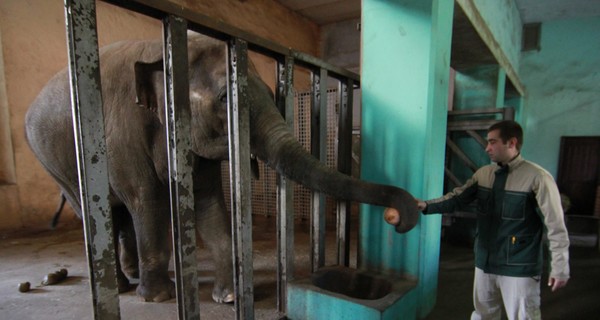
[360,0,453,318]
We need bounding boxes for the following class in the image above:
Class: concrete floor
[2,217,600,320]
[425,236,600,320]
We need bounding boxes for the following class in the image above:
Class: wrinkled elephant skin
[25,34,418,303]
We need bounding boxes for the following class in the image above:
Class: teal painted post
[495,68,506,108]
[360,0,453,318]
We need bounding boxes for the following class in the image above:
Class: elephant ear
[134,60,165,122]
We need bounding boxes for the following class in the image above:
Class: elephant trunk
[249,81,418,233]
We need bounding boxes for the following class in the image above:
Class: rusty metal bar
[227,37,254,320]
[275,55,295,314]
[336,78,353,266]
[60,1,364,319]
[310,68,328,272]
[64,0,120,319]
[162,15,201,320]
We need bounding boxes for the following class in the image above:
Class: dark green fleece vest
[426,165,544,277]
[475,165,543,277]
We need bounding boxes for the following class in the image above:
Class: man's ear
[134,60,164,114]
[508,137,518,149]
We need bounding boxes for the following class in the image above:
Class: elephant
[25,33,419,303]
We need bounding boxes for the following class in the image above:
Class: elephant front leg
[131,199,175,302]
[197,199,234,304]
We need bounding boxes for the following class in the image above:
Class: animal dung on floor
[41,268,68,286]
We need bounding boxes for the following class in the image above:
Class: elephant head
[134,34,419,233]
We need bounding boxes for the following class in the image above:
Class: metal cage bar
[64,0,120,319]
[275,55,295,313]
[310,68,329,272]
[65,1,361,319]
[227,37,255,320]
[336,78,354,266]
[162,15,201,320]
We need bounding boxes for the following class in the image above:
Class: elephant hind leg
[113,206,139,279]
[112,205,137,293]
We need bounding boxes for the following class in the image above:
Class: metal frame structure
[64,0,359,319]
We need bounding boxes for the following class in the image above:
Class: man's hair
[488,120,523,150]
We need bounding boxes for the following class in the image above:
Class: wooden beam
[447,119,498,131]
[444,167,463,187]
[466,130,487,148]
[455,0,526,97]
[446,138,478,172]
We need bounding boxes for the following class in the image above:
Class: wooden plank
[444,167,463,187]
[447,119,498,131]
[465,130,487,148]
[448,107,507,116]
[446,138,478,172]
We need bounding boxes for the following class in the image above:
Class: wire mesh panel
[221,89,340,223]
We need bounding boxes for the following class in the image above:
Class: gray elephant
[25,34,418,303]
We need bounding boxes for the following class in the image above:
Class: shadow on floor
[425,239,600,320]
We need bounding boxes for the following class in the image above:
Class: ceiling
[275,0,600,25]
[275,0,600,94]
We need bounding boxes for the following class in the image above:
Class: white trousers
[470,268,541,320]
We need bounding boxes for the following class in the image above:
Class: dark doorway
[557,136,600,216]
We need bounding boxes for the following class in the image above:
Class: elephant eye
[216,86,228,104]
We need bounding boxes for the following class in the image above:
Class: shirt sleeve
[534,170,570,280]
[424,174,479,214]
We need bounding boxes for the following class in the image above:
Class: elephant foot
[122,265,139,279]
[212,284,234,304]
[119,244,139,279]
[116,272,132,293]
[136,278,175,302]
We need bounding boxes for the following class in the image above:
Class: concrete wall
[320,18,362,129]
[0,0,319,232]
[520,16,600,177]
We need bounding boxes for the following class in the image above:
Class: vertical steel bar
[162,15,201,320]
[310,68,328,272]
[227,37,254,320]
[336,78,354,266]
[275,55,295,314]
[64,0,120,319]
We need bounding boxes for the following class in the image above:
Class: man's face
[485,129,517,164]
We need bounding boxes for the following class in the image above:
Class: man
[416,120,569,320]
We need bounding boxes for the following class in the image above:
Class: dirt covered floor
[0,216,341,320]
[2,216,600,319]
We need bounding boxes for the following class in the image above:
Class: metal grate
[222,89,340,222]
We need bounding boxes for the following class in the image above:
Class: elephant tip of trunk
[383,207,401,225]
[385,196,420,233]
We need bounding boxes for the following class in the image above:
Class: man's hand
[416,199,427,212]
[548,277,568,292]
